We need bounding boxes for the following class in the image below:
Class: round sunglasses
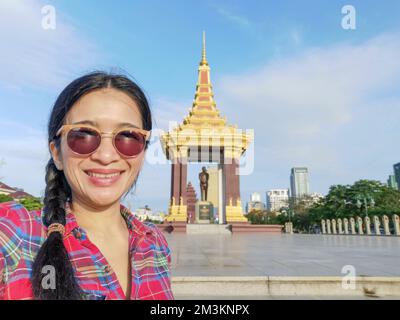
[55,124,150,157]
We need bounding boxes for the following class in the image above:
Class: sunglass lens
[115,130,145,157]
[67,127,100,154]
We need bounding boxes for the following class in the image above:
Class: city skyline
[1,1,400,212]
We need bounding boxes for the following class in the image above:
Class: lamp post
[344,195,375,218]
[281,209,290,222]
[284,208,292,223]
[356,195,374,218]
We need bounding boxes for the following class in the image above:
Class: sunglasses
[55,124,150,157]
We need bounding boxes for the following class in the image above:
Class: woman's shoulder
[0,201,30,229]
[0,200,43,223]
[0,201,45,245]
[130,217,171,257]
[144,222,170,248]
[131,216,167,240]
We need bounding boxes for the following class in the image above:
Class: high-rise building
[387,174,398,190]
[290,167,310,199]
[246,192,265,213]
[266,189,289,212]
[250,192,261,202]
[309,192,324,202]
[394,163,400,190]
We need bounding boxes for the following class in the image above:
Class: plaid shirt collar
[41,201,156,240]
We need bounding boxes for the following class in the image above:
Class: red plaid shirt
[0,201,174,300]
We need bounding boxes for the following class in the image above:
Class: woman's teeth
[86,172,121,178]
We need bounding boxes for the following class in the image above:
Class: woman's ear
[49,140,64,171]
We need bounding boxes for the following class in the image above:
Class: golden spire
[201,31,208,65]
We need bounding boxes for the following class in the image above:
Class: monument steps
[186,223,232,235]
[159,221,285,233]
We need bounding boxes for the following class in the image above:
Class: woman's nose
[90,136,120,163]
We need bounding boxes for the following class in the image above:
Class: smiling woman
[0,72,174,300]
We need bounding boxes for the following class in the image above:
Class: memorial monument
[161,32,253,225]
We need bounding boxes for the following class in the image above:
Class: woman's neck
[70,198,127,236]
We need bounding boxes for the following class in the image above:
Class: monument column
[223,159,233,205]
[166,147,188,222]
[223,149,247,223]
[180,160,187,205]
[223,158,240,206]
[218,164,224,224]
[170,161,181,205]
[232,157,240,205]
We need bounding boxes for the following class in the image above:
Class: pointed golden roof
[201,31,207,65]
[161,32,253,161]
[183,31,226,128]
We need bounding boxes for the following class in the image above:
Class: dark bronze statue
[199,166,209,201]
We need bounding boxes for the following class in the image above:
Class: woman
[0,72,174,300]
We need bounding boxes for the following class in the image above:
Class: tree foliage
[246,209,286,225]
[0,194,13,203]
[301,180,400,232]
[19,196,43,211]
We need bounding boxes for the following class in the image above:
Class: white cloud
[151,96,191,131]
[215,32,400,192]
[212,5,252,28]
[291,28,302,45]
[0,119,48,197]
[0,0,101,91]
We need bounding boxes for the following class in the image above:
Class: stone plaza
[165,232,400,299]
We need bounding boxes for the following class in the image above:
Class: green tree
[246,209,266,224]
[325,180,400,218]
[284,180,400,232]
[284,195,320,232]
[246,210,285,225]
[0,194,13,203]
[20,196,43,211]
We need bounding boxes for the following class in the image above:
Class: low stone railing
[320,214,400,236]
[284,222,293,234]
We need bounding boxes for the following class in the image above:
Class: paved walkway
[165,233,400,277]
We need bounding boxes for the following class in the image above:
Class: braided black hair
[31,71,152,299]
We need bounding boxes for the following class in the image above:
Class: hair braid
[31,159,82,299]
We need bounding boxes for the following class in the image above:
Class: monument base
[186,224,231,235]
[195,201,214,224]
[225,204,248,223]
[166,204,187,222]
[160,221,283,234]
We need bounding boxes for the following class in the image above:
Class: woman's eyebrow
[72,120,140,129]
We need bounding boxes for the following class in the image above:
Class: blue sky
[0,0,399,211]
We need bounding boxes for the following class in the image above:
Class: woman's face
[50,88,146,208]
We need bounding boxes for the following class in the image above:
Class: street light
[355,195,374,218]
[282,208,291,222]
[281,209,289,222]
[344,195,374,218]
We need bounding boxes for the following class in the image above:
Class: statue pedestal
[166,204,187,222]
[195,201,214,224]
[225,200,247,223]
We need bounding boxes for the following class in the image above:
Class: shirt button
[74,229,82,239]
[104,265,112,273]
